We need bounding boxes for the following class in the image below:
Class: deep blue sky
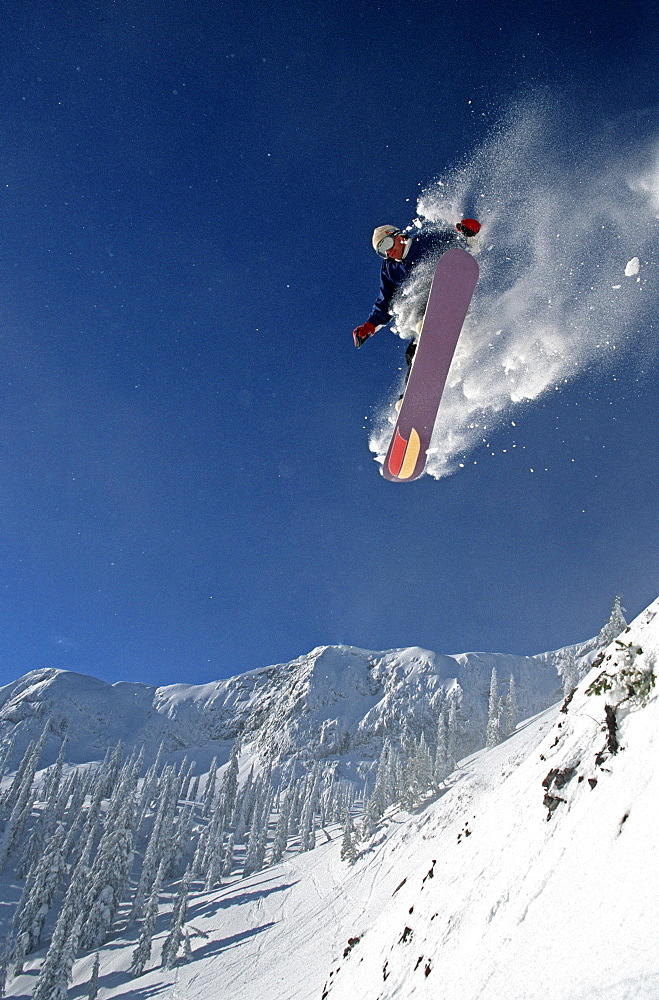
[0,1,657,687]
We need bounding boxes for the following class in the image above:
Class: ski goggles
[375,231,401,258]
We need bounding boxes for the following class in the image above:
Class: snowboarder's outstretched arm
[353,260,404,346]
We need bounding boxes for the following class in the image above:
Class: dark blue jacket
[367,228,457,329]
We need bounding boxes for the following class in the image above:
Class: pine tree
[485,667,503,749]
[202,756,218,817]
[1,736,37,818]
[0,722,49,864]
[0,735,15,790]
[221,738,241,823]
[189,774,201,802]
[129,769,175,924]
[0,947,7,999]
[170,804,195,877]
[222,833,235,877]
[42,737,67,800]
[191,825,209,880]
[87,951,100,1000]
[131,858,166,977]
[561,649,580,698]
[447,687,463,768]
[255,786,274,868]
[598,595,627,647]
[340,810,357,863]
[243,773,273,874]
[12,824,70,955]
[414,734,434,796]
[11,931,30,977]
[434,708,450,785]
[270,783,292,864]
[200,792,227,887]
[504,674,519,736]
[161,869,190,969]
[298,765,321,853]
[32,829,93,1000]
[81,778,137,950]
[363,742,392,836]
[18,746,66,878]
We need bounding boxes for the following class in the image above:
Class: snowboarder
[352,219,481,377]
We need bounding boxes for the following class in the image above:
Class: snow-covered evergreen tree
[189,773,201,802]
[298,765,321,853]
[270,782,292,864]
[81,777,137,950]
[191,825,209,880]
[363,742,394,835]
[10,931,30,978]
[221,738,241,822]
[485,668,503,749]
[243,772,274,873]
[1,736,37,818]
[503,673,519,736]
[170,804,195,877]
[182,926,193,963]
[12,824,70,955]
[222,833,235,877]
[42,736,67,803]
[87,951,100,1000]
[130,768,176,924]
[161,869,190,969]
[598,595,627,647]
[131,858,166,977]
[560,648,580,698]
[340,810,357,863]
[0,735,15,790]
[0,721,48,864]
[202,756,218,817]
[18,749,65,878]
[32,829,93,1000]
[0,947,7,999]
[414,734,434,795]
[200,790,227,887]
[447,687,463,768]
[434,708,450,785]
[233,766,256,844]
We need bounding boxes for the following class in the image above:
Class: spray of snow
[369,100,659,479]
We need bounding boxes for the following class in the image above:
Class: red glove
[353,322,375,348]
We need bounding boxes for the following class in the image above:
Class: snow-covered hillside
[0,639,590,775]
[2,598,653,1000]
[324,597,659,1000]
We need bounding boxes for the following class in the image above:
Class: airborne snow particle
[624,257,641,276]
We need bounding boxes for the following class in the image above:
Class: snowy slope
[326,598,659,1000]
[4,601,655,1000]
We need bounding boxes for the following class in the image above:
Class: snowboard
[382,247,479,483]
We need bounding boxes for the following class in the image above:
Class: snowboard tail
[383,248,479,483]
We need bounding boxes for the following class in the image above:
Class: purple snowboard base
[383,248,479,482]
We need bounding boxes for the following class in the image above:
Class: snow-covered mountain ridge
[0,599,654,1000]
[0,637,595,772]
[2,596,648,1000]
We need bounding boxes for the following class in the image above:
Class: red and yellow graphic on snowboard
[387,427,421,480]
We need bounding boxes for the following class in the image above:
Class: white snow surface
[4,598,658,1000]
[369,100,659,479]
